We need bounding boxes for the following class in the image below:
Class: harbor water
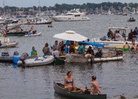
[0,15,138,99]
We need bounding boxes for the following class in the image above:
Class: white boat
[17,55,54,67]
[0,41,18,48]
[0,37,18,48]
[24,32,41,37]
[51,9,90,21]
[27,17,52,25]
[91,27,138,48]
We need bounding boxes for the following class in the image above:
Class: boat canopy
[78,42,104,48]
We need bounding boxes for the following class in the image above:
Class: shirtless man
[81,75,102,95]
[91,75,102,95]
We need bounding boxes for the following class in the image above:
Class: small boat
[26,17,52,25]
[24,32,41,37]
[91,27,138,48]
[0,41,18,48]
[17,55,54,67]
[0,52,13,63]
[6,30,28,36]
[127,17,136,22]
[54,82,106,99]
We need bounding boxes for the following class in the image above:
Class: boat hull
[7,31,28,36]
[65,54,123,63]
[0,41,18,48]
[0,56,13,63]
[54,83,106,99]
[52,16,90,22]
[18,56,54,67]
[54,56,65,65]
[24,32,41,37]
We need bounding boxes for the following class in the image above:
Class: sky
[0,0,138,7]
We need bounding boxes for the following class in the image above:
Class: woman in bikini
[64,71,77,91]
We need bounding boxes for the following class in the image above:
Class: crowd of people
[25,40,103,58]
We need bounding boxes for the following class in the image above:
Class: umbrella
[53,30,87,41]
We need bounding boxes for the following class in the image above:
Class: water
[0,15,138,99]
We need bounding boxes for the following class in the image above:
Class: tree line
[0,2,138,15]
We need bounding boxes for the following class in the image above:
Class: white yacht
[51,9,90,21]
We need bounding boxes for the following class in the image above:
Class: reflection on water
[0,15,138,99]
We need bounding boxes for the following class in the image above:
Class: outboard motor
[13,51,20,64]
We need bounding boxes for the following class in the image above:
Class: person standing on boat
[42,43,51,56]
[31,46,38,56]
[64,71,77,91]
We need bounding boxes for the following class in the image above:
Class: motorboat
[0,37,18,48]
[91,27,138,48]
[26,17,52,25]
[51,9,90,21]
[127,17,136,22]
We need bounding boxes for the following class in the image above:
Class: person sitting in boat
[131,44,136,51]
[77,44,84,54]
[128,29,133,41]
[69,41,76,53]
[85,46,95,58]
[95,49,103,58]
[81,75,102,95]
[114,31,121,41]
[53,40,59,51]
[59,41,66,56]
[136,44,138,51]
[107,29,113,39]
[42,43,51,56]
[123,42,130,51]
[52,40,60,57]
[31,46,38,56]
[28,30,32,35]
[64,71,77,91]
[32,30,37,34]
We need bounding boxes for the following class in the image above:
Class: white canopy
[53,30,87,41]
